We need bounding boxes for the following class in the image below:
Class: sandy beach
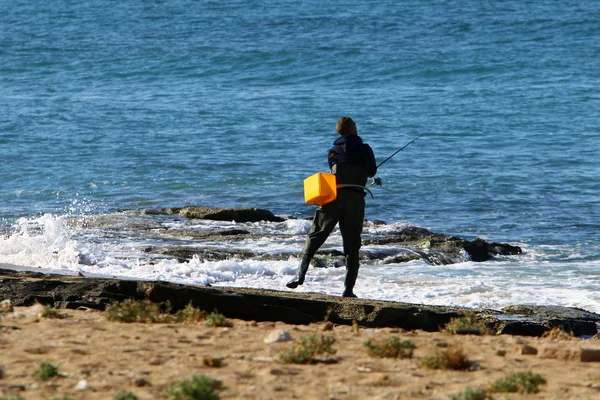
[2,303,600,400]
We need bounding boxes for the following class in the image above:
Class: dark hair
[336,116,356,135]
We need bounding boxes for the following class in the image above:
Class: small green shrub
[445,312,489,335]
[175,303,207,324]
[421,354,442,369]
[106,300,207,324]
[107,299,174,323]
[422,347,472,370]
[280,334,337,364]
[490,370,546,394]
[41,305,69,319]
[364,336,416,358]
[204,312,233,328]
[115,391,138,400]
[0,396,25,400]
[34,360,63,379]
[451,387,488,400]
[162,374,222,400]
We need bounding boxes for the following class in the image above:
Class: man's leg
[338,192,365,297]
[287,204,339,289]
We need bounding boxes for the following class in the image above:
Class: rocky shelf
[119,206,523,265]
[1,267,598,338]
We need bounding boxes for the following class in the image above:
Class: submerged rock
[145,206,285,223]
[133,207,523,266]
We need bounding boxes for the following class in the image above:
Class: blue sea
[2,1,599,312]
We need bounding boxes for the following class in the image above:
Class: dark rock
[145,246,261,262]
[363,228,521,264]
[487,305,600,337]
[145,206,285,223]
[464,238,522,262]
[4,267,590,337]
[0,268,459,331]
[521,345,538,355]
[120,208,523,266]
[501,305,599,320]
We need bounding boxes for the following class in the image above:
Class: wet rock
[145,246,261,262]
[501,305,599,320]
[363,227,521,264]
[3,267,593,337]
[464,238,522,262]
[483,305,600,337]
[117,207,523,266]
[502,305,600,337]
[145,206,285,223]
[0,267,460,330]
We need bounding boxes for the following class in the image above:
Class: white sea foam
[1,213,600,314]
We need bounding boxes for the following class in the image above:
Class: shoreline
[1,266,599,339]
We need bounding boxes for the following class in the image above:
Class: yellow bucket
[304,172,337,206]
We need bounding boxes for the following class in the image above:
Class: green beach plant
[444,311,489,335]
[115,391,138,400]
[451,387,488,400]
[490,370,546,394]
[175,302,207,324]
[162,374,222,400]
[106,299,207,324]
[33,360,63,379]
[106,299,174,323]
[41,305,70,319]
[280,334,337,364]
[364,336,416,358]
[422,347,472,370]
[203,311,233,328]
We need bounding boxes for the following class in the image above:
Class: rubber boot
[342,255,359,297]
[286,254,311,289]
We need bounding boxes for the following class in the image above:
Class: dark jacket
[328,134,377,187]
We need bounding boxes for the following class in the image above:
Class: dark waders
[286,189,365,297]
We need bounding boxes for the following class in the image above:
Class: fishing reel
[371,177,382,186]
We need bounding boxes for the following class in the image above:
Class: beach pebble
[264,329,292,344]
[133,377,152,387]
[580,348,600,362]
[75,379,88,391]
[321,321,334,331]
[521,345,538,355]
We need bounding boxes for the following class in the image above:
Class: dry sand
[1,304,600,400]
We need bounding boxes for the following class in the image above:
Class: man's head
[336,116,357,135]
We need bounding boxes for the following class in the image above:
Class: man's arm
[365,145,377,178]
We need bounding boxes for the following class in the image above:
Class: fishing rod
[372,132,426,186]
[377,132,426,169]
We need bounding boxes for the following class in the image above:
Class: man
[287,116,377,297]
